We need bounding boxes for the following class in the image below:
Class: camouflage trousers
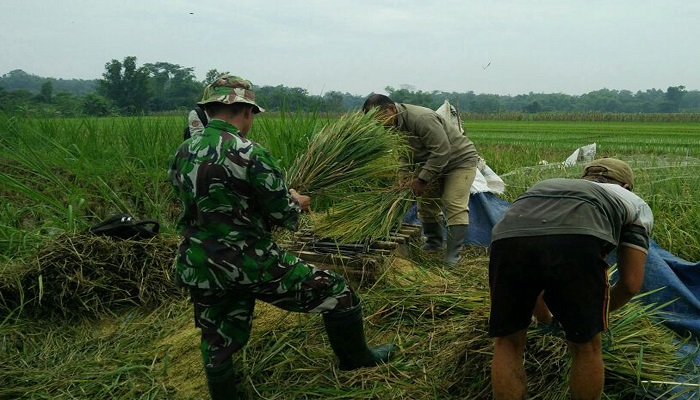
[188,248,354,368]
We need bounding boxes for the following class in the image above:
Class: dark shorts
[488,235,610,343]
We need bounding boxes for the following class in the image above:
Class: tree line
[1,56,699,117]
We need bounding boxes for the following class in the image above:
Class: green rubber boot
[421,222,444,251]
[445,224,468,267]
[204,358,239,400]
[323,301,396,371]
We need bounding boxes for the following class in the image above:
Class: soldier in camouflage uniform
[169,75,395,399]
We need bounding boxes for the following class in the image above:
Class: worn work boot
[421,222,444,251]
[204,358,240,400]
[323,300,396,371]
[445,224,469,267]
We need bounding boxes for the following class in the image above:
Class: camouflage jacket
[168,119,302,289]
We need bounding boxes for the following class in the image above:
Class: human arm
[248,148,303,230]
[609,191,652,312]
[609,245,647,313]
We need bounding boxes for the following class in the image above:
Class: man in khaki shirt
[363,94,480,266]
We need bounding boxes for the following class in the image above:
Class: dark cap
[582,158,634,190]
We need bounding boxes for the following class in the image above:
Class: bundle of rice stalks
[602,294,699,398]
[310,186,414,243]
[375,254,491,324]
[286,110,413,243]
[286,110,408,197]
[0,233,182,319]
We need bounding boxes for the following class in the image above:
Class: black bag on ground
[89,213,160,240]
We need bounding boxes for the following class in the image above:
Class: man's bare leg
[568,334,604,400]
[492,329,527,400]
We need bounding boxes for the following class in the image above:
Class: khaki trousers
[417,167,477,226]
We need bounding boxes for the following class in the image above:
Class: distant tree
[0,70,98,96]
[681,90,700,111]
[256,85,316,111]
[523,100,542,113]
[204,69,230,84]
[2,64,700,114]
[98,56,151,114]
[0,86,6,111]
[53,78,98,96]
[36,80,54,103]
[578,89,622,112]
[633,89,665,113]
[0,88,34,112]
[53,92,83,117]
[666,85,686,103]
[470,94,502,113]
[322,91,344,113]
[444,91,476,112]
[144,62,202,111]
[340,92,365,111]
[385,86,440,109]
[0,70,42,91]
[659,85,686,112]
[82,93,113,116]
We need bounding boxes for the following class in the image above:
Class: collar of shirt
[394,103,408,130]
[206,118,240,136]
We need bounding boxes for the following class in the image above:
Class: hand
[411,178,429,197]
[397,171,412,188]
[289,189,311,212]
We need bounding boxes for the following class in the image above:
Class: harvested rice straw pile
[196,255,692,399]
[0,245,693,399]
[0,233,182,318]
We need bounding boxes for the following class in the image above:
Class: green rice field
[1,113,699,399]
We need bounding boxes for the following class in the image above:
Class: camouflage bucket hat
[582,157,634,190]
[197,75,265,113]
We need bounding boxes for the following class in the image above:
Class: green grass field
[1,113,699,399]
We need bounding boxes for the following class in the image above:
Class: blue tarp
[638,242,700,338]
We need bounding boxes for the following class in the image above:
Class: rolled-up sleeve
[620,201,653,254]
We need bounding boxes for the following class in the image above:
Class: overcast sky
[1,0,698,96]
